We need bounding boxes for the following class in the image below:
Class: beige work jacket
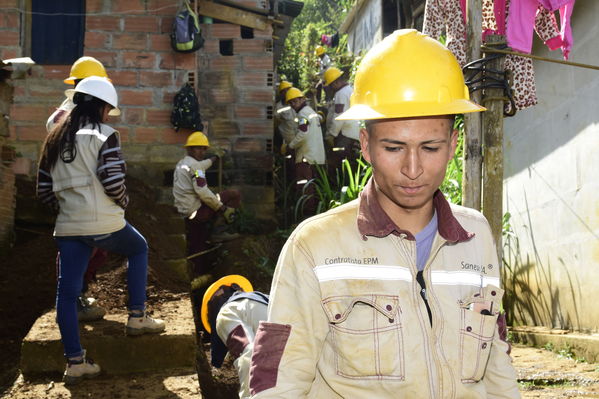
[172,155,223,217]
[249,179,520,399]
[51,123,125,236]
[288,105,325,165]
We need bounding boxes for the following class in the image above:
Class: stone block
[20,299,195,377]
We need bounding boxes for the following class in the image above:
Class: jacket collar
[357,178,473,243]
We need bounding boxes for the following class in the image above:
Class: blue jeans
[55,222,148,358]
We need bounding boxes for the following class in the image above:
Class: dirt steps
[20,297,196,377]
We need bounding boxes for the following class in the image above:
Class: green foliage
[295,157,372,219]
[278,0,356,92]
[440,115,465,205]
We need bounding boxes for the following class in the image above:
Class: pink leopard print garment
[423,0,467,67]
[424,0,562,111]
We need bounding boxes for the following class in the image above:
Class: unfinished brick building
[1,0,300,236]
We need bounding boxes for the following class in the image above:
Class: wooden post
[462,0,483,211]
[481,35,506,262]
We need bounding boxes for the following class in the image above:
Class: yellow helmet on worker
[314,45,326,57]
[285,87,304,103]
[323,67,343,87]
[278,80,292,92]
[337,29,485,121]
[201,275,253,333]
[64,56,110,85]
[184,131,210,147]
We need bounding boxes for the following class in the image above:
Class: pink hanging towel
[507,0,575,59]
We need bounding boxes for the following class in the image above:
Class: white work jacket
[288,105,325,165]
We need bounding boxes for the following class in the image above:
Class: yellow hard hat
[337,29,485,121]
[323,67,343,86]
[285,87,303,103]
[184,131,210,147]
[278,80,292,92]
[315,45,325,57]
[64,56,109,85]
[201,275,253,333]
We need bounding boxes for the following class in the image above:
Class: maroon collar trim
[357,178,473,243]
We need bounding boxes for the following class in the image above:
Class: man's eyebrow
[380,138,448,145]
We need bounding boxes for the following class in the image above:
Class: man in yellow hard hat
[275,81,296,151]
[45,56,114,323]
[275,80,297,185]
[173,131,241,271]
[282,87,325,216]
[314,45,332,104]
[201,275,268,399]
[249,30,520,398]
[322,66,360,172]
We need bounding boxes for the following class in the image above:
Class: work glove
[325,134,335,148]
[223,207,236,224]
[212,147,227,158]
[280,143,287,155]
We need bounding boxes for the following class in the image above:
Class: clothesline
[481,45,599,71]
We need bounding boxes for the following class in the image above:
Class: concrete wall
[346,0,383,54]
[2,0,274,217]
[502,0,599,332]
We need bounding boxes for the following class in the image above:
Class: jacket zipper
[423,237,457,399]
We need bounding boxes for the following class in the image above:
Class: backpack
[170,0,204,53]
[171,83,204,131]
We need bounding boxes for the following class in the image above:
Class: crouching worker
[201,275,268,399]
[173,131,241,272]
[37,76,165,385]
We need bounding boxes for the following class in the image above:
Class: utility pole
[463,0,483,211]
[481,35,506,262]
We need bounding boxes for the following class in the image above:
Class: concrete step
[21,297,196,377]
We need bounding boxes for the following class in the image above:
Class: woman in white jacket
[37,76,165,385]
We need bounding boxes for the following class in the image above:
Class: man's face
[188,146,208,161]
[360,116,457,214]
[289,97,304,111]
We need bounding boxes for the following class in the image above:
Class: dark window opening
[266,72,274,86]
[266,105,273,120]
[163,169,175,186]
[265,138,273,153]
[31,0,85,64]
[220,39,234,56]
[382,0,399,37]
[241,26,254,39]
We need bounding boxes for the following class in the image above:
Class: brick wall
[198,20,275,214]
[4,0,275,217]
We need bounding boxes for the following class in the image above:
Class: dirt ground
[0,176,280,398]
[3,344,599,398]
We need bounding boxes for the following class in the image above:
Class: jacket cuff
[249,322,291,396]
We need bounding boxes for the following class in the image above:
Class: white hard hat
[65,76,121,116]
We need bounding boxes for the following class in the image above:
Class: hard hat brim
[336,100,486,121]
[65,87,120,116]
[200,275,253,333]
[64,76,112,85]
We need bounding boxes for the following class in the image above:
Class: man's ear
[360,128,371,164]
[449,129,459,160]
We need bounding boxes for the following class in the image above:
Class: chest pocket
[459,285,503,382]
[322,295,405,380]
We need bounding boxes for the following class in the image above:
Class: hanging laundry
[482,0,566,111]
[507,0,575,59]
[423,0,468,66]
